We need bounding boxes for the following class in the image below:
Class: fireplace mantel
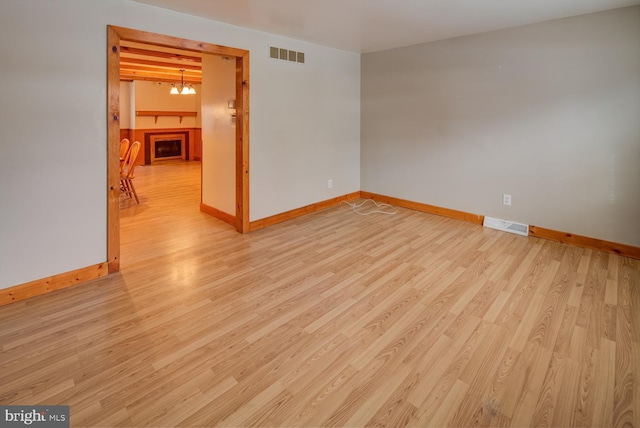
[136,110,197,124]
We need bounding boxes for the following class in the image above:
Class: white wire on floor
[341,199,397,216]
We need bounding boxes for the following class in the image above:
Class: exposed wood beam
[120,65,200,78]
[120,46,201,63]
[119,75,201,84]
[119,70,201,84]
[120,57,201,71]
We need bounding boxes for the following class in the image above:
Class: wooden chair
[119,138,130,172]
[120,141,141,204]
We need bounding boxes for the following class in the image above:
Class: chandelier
[170,69,196,95]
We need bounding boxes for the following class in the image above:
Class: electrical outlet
[328,179,333,189]
[503,194,512,206]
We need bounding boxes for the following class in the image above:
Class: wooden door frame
[107,26,250,273]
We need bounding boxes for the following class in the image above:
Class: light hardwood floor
[1,160,638,427]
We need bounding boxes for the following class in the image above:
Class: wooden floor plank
[0,160,638,427]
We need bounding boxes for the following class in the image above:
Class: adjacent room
[0,0,638,427]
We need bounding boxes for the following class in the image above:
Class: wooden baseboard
[200,203,236,227]
[250,191,362,231]
[360,192,639,259]
[6,195,635,308]
[0,263,108,307]
[360,191,484,225]
[529,225,640,260]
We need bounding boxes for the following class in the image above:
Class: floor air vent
[483,216,529,236]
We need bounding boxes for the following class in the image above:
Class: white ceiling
[133,0,639,53]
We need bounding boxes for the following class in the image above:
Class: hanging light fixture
[170,69,196,95]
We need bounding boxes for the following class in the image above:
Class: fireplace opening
[155,139,182,159]
[149,133,186,163]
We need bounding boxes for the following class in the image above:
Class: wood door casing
[107,25,250,273]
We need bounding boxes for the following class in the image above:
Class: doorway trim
[107,26,250,273]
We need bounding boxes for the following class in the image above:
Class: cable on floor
[341,199,397,216]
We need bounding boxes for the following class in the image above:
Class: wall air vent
[483,216,529,236]
[269,46,305,63]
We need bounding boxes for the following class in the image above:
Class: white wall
[120,80,202,129]
[0,0,360,289]
[201,55,236,215]
[133,80,201,129]
[362,6,640,247]
[252,37,361,219]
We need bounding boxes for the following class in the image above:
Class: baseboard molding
[200,203,235,227]
[6,194,636,308]
[361,191,484,225]
[250,191,362,231]
[362,191,639,259]
[0,262,107,307]
[529,225,640,260]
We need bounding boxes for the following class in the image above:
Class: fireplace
[155,139,182,158]
[149,134,186,163]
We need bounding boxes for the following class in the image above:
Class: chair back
[122,141,141,179]
[119,139,130,159]
[119,139,130,173]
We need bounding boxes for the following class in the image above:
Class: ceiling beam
[119,76,201,84]
[119,70,201,84]
[120,64,201,77]
[120,57,201,71]
[120,46,202,63]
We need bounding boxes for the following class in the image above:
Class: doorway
[107,26,250,274]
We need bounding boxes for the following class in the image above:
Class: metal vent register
[270,46,305,63]
[483,216,529,236]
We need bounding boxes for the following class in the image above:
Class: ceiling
[133,0,640,53]
[120,41,202,84]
